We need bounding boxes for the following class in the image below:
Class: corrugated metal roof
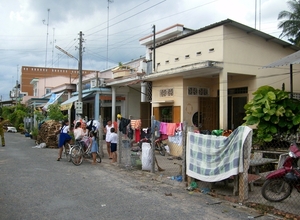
[263,50,300,68]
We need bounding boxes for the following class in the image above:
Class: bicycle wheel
[71,145,83,166]
[65,143,72,162]
[96,152,102,163]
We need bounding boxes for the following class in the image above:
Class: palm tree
[278,0,300,46]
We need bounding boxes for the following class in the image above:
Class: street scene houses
[2,17,300,218]
[16,19,300,131]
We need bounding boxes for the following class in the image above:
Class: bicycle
[70,140,101,166]
[63,142,73,162]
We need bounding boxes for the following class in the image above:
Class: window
[45,88,51,94]
[160,88,174,97]
[209,48,214,52]
[187,87,210,96]
[175,57,179,62]
[196,51,202,56]
[185,55,190,59]
[165,60,169,64]
[160,106,173,123]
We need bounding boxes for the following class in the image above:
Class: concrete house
[132,19,300,131]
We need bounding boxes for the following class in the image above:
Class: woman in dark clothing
[56,119,72,161]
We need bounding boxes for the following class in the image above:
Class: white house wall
[152,76,183,115]
[183,77,215,126]
[125,87,141,119]
[155,26,224,72]
[223,25,300,98]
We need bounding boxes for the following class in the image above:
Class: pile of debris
[37,120,61,148]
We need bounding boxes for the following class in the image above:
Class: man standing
[0,116,9,147]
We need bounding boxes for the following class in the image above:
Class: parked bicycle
[70,140,101,166]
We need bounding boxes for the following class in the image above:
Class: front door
[230,96,247,130]
[198,97,219,130]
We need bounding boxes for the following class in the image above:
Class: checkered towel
[186,126,252,182]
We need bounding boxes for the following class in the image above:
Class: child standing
[89,131,99,165]
[108,127,118,163]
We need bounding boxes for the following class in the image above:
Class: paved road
[0,133,276,220]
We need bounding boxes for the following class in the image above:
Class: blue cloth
[91,137,98,153]
[58,133,72,148]
[186,126,252,182]
[151,120,161,137]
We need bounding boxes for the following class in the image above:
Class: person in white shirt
[104,120,114,159]
[107,127,118,163]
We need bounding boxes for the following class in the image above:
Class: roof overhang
[145,60,223,81]
[60,93,92,110]
[150,100,174,104]
[51,83,77,93]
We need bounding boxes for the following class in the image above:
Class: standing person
[56,119,72,161]
[89,131,99,165]
[74,121,84,141]
[104,120,114,159]
[0,116,9,147]
[108,127,118,163]
[74,121,86,151]
[81,121,90,148]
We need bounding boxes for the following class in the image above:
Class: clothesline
[117,117,183,145]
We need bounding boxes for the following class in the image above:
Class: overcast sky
[0,0,290,100]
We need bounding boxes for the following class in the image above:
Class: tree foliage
[243,86,300,144]
[278,0,300,46]
[47,103,67,122]
[0,103,30,128]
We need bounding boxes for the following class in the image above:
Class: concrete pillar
[219,71,228,129]
[112,87,116,122]
[141,82,147,102]
[94,91,100,120]
[67,90,71,124]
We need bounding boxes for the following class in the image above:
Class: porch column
[112,86,116,122]
[141,82,147,102]
[67,90,71,124]
[219,71,228,129]
[94,91,100,120]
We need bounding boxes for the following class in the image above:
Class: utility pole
[78,31,83,103]
[52,28,55,68]
[43,8,50,95]
[107,0,113,69]
[75,31,84,118]
[44,9,50,67]
[153,25,156,73]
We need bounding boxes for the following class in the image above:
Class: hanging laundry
[168,131,183,145]
[159,122,167,134]
[135,129,141,142]
[166,123,177,136]
[130,119,141,130]
[119,117,131,134]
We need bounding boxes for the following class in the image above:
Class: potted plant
[112,62,132,78]
[243,85,300,145]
